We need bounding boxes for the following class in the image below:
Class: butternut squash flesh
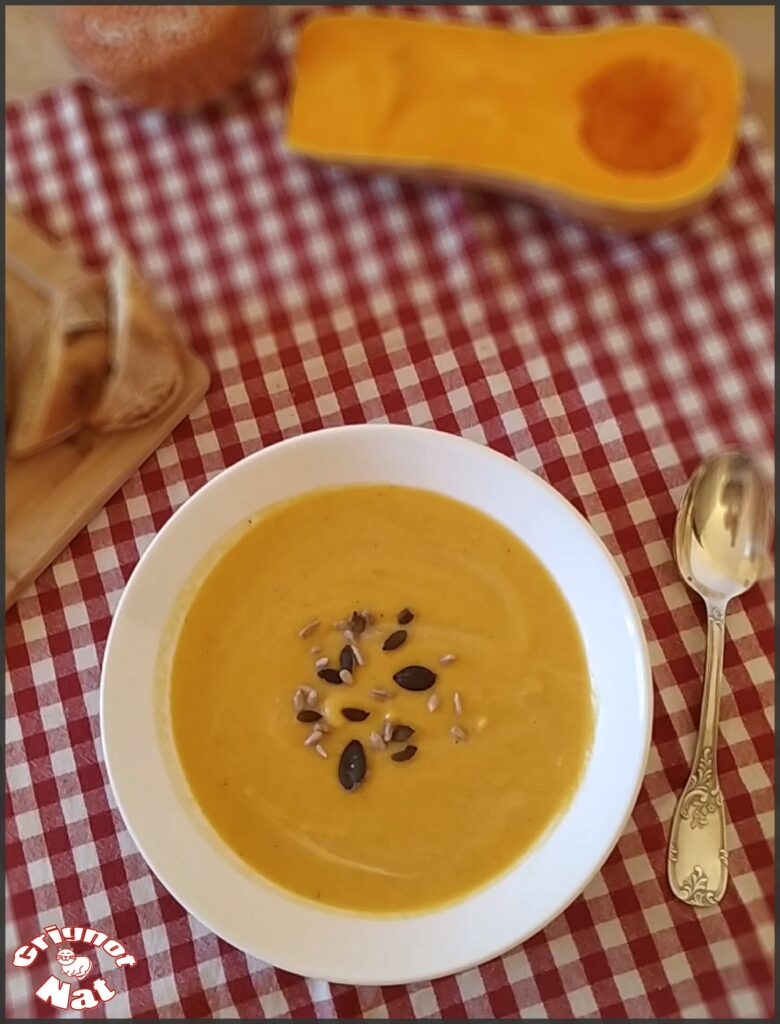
[287,15,742,230]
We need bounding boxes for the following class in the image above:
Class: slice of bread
[6,207,101,297]
[7,280,109,458]
[88,249,183,432]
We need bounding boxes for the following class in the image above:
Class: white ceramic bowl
[101,424,651,984]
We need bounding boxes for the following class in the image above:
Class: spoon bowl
[674,451,773,607]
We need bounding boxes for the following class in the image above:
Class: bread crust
[88,249,183,433]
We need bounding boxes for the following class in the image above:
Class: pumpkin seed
[341,707,370,722]
[338,739,367,791]
[339,645,355,673]
[427,693,440,712]
[297,709,322,723]
[390,724,414,743]
[369,688,394,701]
[315,744,328,759]
[304,729,323,748]
[391,745,418,763]
[315,656,329,669]
[318,668,343,685]
[393,665,437,692]
[339,669,354,685]
[293,688,305,712]
[439,654,457,665]
[382,630,408,652]
[348,611,368,635]
[298,620,320,639]
[453,692,463,716]
[450,725,467,743]
[397,608,414,625]
[351,644,364,667]
[306,689,319,707]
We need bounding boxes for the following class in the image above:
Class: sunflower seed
[339,669,354,685]
[453,692,463,716]
[341,707,370,722]
[304,729,324,747]
[297,709,323,723]
[318,668,343,685]
[315,744,328,759]
[298,620,320,639]
[368,731,386,751]
[439,654,457,665]
[382,630,408,652]
[427,693,440,712]
[338,739,367,791]
[391,745,418,763]
[293,688,305,712]
[450,725,467,743]
[350,644,364,667]
[339,645,355,673]
[315,656,329,669]
[390,724,414,743]
[393,665,437,692]
[397,607,414,625]
[306,689,319,707]
[369,688,394,701]
[383,718,394,742]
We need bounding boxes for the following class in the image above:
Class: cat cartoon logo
[56,948,93,980]
[12,923,136,1012]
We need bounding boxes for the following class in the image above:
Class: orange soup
[170,485,594,913]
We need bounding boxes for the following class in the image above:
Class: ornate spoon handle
[668,604,728,906]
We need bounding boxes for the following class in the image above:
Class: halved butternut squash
[286,15,742,231]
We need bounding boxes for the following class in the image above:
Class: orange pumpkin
[287,15,742,231]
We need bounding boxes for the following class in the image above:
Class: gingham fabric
[5,5,774,1019]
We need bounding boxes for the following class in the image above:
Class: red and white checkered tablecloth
[5,4,774,1019]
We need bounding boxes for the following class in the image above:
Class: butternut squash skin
[286,15,742,232]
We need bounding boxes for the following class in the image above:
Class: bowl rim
[100,423,653,984]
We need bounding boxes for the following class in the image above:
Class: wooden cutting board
[5,211,210,610]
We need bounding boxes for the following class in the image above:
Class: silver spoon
[668,451,773,906]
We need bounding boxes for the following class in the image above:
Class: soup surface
[170,485,594,913]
